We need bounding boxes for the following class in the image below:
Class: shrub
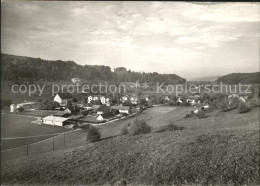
[17,107,24,112]
[183,102,191,106]
[81,110,89,116]
[229,97,240,109]
[81,124,91,131]
[238,102,250,113]
[169,101,177,106]
[157,122,184,132]
[87,126,101,142]
[248,97,260,107]
[210,100,219,109]
[129,119,151,135]
[121,124,129,135]
[196,110,206,119]
[218,101,229,112]
[167,122,184,131]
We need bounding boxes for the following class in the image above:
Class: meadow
[1,105,259,184]
[1,114,69,150]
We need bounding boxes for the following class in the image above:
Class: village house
[111,105,131,114]
[105,98,110,106]
[100,96,106,104]
[87,95,93,103]
[165,96,170,102]
[96,112,114,121]
[54,93,72,106]
[130,97,138,105]
[121,96,129,103]
[177,98,184,103]
[93,96,99,101]
[186,99,196,106]
[82,103,93,110]
[42,116,70,126]
[71,78,81,84]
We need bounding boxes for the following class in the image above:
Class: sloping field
[1,107,259,185]
[1,128,259,185]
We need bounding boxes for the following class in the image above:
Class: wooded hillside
[1,53,186,84]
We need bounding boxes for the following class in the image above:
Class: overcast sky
[1,1,259,79]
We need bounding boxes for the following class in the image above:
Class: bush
[121,124,129,135]
[238,102,250,113]
[17,107,24,112]
[1,99,12,110]
[129,119,151,135]
[209,100,219,109]
[248,97,260,107]
[196,110,206,119]
[183,102,191,106]
[87,126,101,142]
[157,122,184,132]
[167,123,184,131]
[218,101,229,112]
[81,124,91,131]
[229,97,240,109]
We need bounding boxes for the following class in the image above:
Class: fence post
[53,137,54,151]
[64,128,65,148]
[26,142,29,156]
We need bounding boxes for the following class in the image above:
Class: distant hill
[1,53,186,84]
[189,76,220,82]
[216,72,260,84]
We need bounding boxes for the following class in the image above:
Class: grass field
[1,114,70,150]
[1,106,259,184]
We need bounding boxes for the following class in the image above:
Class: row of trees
[1,54,186,84]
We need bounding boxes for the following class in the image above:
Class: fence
[1,129,87,162]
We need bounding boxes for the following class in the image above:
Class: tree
[72,97,78,102]
[87,126,101,142]
[238,102,250,113]
[17,107,24,112]
[129,119,151,135]
[219,101,229,111]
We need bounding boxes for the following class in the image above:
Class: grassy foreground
[1,126,259,185]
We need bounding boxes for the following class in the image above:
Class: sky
[1,1,259,79]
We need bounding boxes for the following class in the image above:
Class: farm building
[42,116,70,126]
[16,102,39,110]
[10,104,17,112]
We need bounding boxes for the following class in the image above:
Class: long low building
[42,116,70,127]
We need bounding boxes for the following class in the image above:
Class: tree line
[1,54,186,84]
